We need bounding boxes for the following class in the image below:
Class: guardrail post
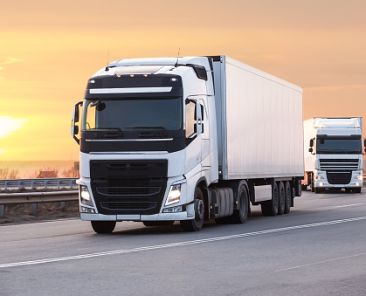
[31,203,38,216]
[0,205,4,218]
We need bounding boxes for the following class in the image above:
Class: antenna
[175,48,181,67]
[105,51,110,71]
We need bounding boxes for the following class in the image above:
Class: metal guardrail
[0,178,78,193]
[0,191,78,205]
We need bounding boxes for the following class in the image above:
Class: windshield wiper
[86,128,122,131]
[123,126,167,130]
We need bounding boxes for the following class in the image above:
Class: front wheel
[181,187,205,232]
[91,221,116,234]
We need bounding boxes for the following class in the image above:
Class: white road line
[276,252,366,272]
[1,216,366,269]
[333,203,363,209]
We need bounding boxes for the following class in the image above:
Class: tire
[311,174,315,192]
[143,221,175,227]
[230,183,249,223]
[284,182,292,214]
[314,188,322,194]
[181,187,205,232]
[278,182,285,215]
[91,221,116,234]
[261,182,279,216]
[353,187,362,193]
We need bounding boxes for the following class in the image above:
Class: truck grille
[90,160,167,215]
[326,171,352,185]
[319,159,359,171]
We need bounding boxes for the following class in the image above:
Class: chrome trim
[89,87,172,94]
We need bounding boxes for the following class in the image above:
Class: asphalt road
[1,190,366,296]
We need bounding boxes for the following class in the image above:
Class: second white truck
[303,117,364,193]
[72,55,304,233]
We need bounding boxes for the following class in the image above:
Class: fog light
[163,205,183,213]
[357,175,363,181]
[165,184,181,206]
[319,182,324,187]
[81,206,96,213]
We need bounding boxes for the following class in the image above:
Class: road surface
[1,191,366,296]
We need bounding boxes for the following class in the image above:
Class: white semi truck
[303,117,364,193]
[71,56,304,233]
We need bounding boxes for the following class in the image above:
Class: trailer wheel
[284,182,292,214]
[278,182,286,215]
[231,183,249,223]
[91,221,116,234]
[143,221,175,227]
[261,182,279,216]
[181,187,205,232]
[310,174,315,192]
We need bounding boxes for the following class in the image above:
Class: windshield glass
[82,97,183,131]
[316,136,362,154]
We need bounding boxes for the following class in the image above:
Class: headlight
[357,175,363,181]
[165,184,181,206]
[80,185,93,206]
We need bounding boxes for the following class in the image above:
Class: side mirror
[308,147,313,153]
[364,139,366,153]
[309,138,314,147]
[71,101,83,144]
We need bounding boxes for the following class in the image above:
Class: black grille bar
[90,160,168,215]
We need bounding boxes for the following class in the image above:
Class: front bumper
[80,208,194,222]
[313,170,363,188]
[77,176,195,221]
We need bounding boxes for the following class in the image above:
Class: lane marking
[1,216,366,269]
[333,203,364,209]
[276,252,366,272]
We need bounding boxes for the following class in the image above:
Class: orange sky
[1,0,366,161]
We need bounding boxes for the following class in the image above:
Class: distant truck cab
[71,56,304,234]
[303,117,365,193]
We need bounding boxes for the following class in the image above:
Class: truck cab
[72,57,218,233]
[304,118,364,193]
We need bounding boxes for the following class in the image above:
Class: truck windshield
[83,97,183,131]
[316,136,362,154]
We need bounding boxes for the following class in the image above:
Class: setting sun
[0,116,26,138]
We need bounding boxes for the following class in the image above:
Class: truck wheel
[314,188,322,194]
[261,182,279,216]
[181,187,205,232]
[353,187,362,193]
[91,221,116,234]
[284,182,292,214]
[230,183,249,223]
[311,175,315,192]
[143,221,175,227]
[278,182,285,215]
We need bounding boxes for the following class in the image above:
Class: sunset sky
[1,0,366,161]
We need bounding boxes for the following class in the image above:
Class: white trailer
[303,117,364,193]
[71,56,304,233]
